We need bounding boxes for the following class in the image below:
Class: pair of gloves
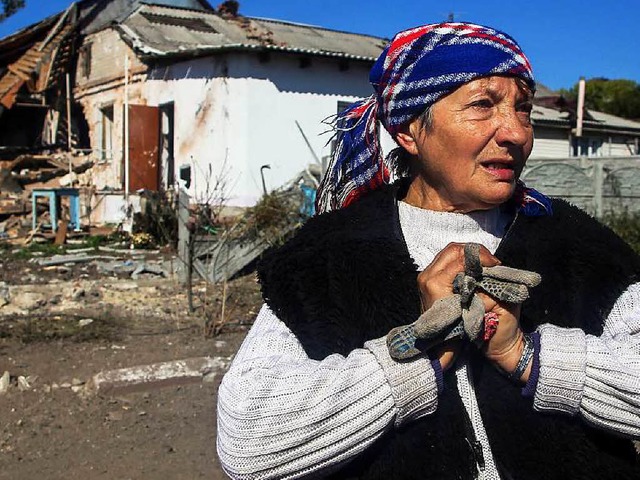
[387,243,541,360]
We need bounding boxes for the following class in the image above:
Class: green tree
[0,0,25,22]
[562,78,640,120]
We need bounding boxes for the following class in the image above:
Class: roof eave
[581,124,640,136]
[140,43,378,62]
[531,119,570,128]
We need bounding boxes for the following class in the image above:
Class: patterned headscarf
[316,22,539,214]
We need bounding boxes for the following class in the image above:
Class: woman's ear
[395,122,419,156]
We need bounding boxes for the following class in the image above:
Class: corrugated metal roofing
[586,109,640,132]
[118,4,388,61]
[531,104,640,134]
[531,104,570,124]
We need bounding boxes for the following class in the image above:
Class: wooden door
[127,104,160,192]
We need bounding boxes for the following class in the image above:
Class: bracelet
[507,333,534,382]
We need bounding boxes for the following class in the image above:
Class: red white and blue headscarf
[316,22,551,216]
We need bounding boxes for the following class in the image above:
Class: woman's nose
[494,109,531,147]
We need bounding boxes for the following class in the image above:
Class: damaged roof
[0,4,77,110]
[116,3,388,61]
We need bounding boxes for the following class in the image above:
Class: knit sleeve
[534,282,640,437]
[216,304,439,479]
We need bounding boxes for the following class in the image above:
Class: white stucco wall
[142,53,376,206]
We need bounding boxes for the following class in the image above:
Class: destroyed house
[71,1,385,223]
[1,0,387,224]
[2,1,639,229]
[0,0,217,224]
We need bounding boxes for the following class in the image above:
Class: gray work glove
[387,243,541,360]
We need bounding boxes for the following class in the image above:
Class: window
[99,105,114,162]
[79,43,92,78]
[572,137,603,157]
[329,101,354,159]
[159,102,175,189]
[337,101,352,116]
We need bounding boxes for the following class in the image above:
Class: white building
[72,2,385,222]
[2,0,639,223]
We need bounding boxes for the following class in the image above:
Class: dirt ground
[0,248,262,480]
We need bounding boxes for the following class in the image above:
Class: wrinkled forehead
[454,76,534,100]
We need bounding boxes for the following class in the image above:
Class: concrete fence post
[593,161,604,218]
[178,188,191,284]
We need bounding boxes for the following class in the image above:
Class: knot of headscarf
[316,22,537,214]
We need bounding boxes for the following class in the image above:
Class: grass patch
[0,315,123,344]
[12,243,66,260]
[7,232,128,260]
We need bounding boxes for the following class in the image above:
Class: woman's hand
[417,243,501,370]
[417,243,501,311]
[478,293,530,382]
[431,338,462,371]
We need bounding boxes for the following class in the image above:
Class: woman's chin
[471,184,516,211]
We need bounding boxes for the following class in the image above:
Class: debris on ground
[89,356,231,395]
[0,152,94,243]
[0,371,10,395]
[191,165,320,283]
[0,240,262,478]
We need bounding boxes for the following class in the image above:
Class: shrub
[600,210,640,255]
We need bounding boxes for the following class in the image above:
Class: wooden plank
[54,221,68,245]
[7,64,32,81]
[0,79,24,110]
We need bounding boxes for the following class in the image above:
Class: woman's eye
[517,103,533,123]
[470,99,493,108]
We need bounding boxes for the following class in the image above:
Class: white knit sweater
[217,202,640,479]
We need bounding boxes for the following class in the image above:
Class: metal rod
[295,120,321,164]
[124,55,130,199]
[260,164,271,195]
[65,73,72,153]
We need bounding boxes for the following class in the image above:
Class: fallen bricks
[88,356,232,395]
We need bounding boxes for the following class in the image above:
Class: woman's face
[397,76,534,212]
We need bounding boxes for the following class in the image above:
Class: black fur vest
[258,183,640,480]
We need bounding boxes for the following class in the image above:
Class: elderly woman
[217,23,640,479]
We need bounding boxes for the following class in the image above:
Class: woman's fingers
[476,291,525,370]
[477,244,501,268]
[430,337,463,371]
[417,243,501,311]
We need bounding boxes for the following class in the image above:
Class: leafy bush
[600,210,640,254]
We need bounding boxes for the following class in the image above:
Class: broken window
[99,105,114,162]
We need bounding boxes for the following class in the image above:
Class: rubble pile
[0,151,94,242]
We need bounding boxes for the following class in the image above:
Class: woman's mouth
[482,162,515,181]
